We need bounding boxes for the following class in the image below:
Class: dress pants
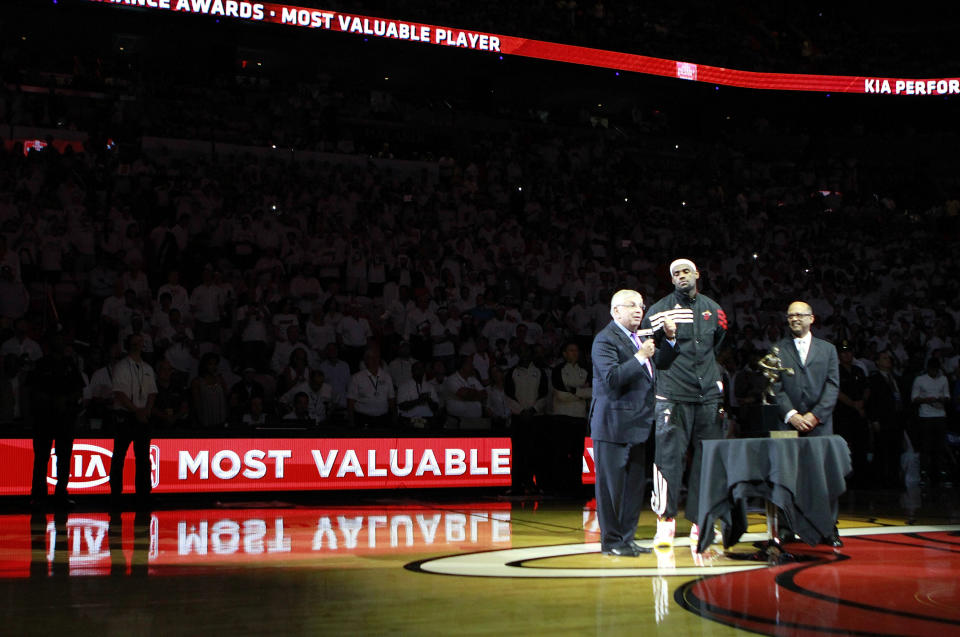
[594,439,646,550]
[110,412,152,505]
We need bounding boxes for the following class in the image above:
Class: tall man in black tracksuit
[642,258,728,549]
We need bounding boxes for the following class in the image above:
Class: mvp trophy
[757,346,796,438]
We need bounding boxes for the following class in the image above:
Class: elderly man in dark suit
[772,301,840,436]
[771,300,844,547]
[590,289,677,556]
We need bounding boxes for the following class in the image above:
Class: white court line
[416,525,960,579]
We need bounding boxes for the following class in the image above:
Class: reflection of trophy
[757,346,794,406]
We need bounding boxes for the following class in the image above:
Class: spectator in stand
[444,355,486,423]
[276,347,310,397]
[280,369,333,426]
[318,343,350,410]
[396,360,441,429]
[471,336,496,385]
[484,365,518,431]
[338,303,372,372]
[158,308,196,378]
[1,318,43,363]
[505,346,549,494]
[153,357,189,430]
[100,280,133,345]
[547,341,592,492]
[242,395,268,428]
[290,264,323,319]
[347,346,395,429]
[190,265,225,344]
[835,340,870,486]
[235,291,271,372]
[109,333,157,509]
[388,340,416,388]
[270,324,312,375]
[118,313,154,363]
[910,358,952,486]
[190,351,230,429]
[431,305,459,371]
[866,350,906,488]
[283,391,312,423]
[150,292,175,336]
[305,305,337,353]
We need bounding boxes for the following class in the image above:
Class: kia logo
[47,443,113,489]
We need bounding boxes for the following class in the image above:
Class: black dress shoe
[627,540,653,554]
[602,545,641,557]
[826,528,843,548]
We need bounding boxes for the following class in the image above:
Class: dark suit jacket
[772,335,840,436]
[589,320,678,444]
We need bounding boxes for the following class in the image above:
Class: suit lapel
[611,322,652,379]
[781,338,801,371]
[804,338,819,367]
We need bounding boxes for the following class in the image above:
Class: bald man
[771,301,840,436]
[769,300,843,548]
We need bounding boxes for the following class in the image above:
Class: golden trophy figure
[757,346,794,406]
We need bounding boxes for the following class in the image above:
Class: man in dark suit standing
[772,301,840,436]
[771,300,843,547]
[866,350,905,488]
[590,289,677,556]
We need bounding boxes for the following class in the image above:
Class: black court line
[855,534,960,553]
[772,542,960,627]
[674,571,892,637]
[678,534,960,634]
[404,543,594,579]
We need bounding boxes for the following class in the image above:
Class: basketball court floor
[1,486,958,635]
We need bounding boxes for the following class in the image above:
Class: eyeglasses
[786,313,813,319]
[617,303,646,311]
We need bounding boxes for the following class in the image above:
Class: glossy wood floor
[1,486,959,636]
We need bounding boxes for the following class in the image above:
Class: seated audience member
[397,360,441,428]
[152,358,189,430]
[242,395,269,428]
[485,365,519,431]
[277,347,311,397]
[444,356,486,421]
[388,340,416,388]
[318,343,350,409]
[283,391,312,423]
[271,324,312,375]
[190,351,230,428]
[279,369,334,426]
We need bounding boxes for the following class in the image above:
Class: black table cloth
[695,436,851,553]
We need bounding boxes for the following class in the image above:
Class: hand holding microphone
[638,338,656,359]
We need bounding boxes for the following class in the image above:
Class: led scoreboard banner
[86,0,960,96]
[0,437,598,496]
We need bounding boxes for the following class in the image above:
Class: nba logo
[676,62,697,81]
[150,445,160,489]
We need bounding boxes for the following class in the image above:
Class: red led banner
[86,0,960,96]
[0,437,597,495]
